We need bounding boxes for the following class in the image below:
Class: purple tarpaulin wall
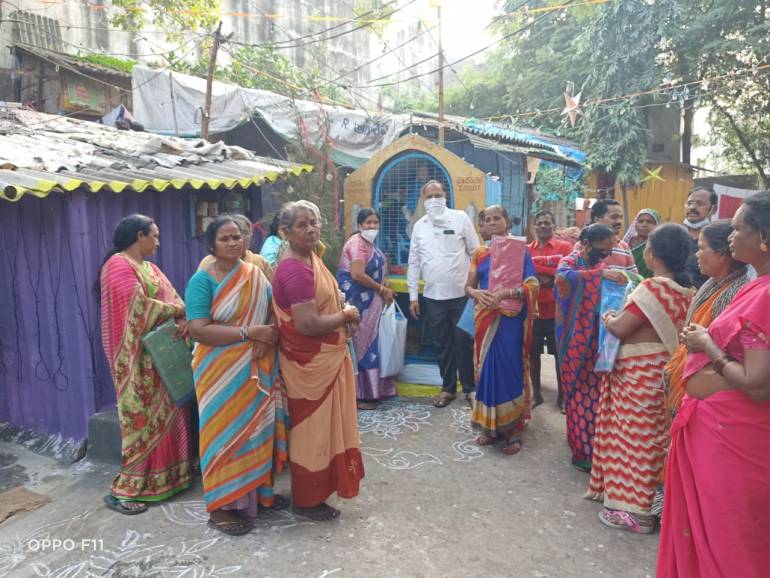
[0,186,262,442]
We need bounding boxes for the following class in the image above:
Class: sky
[439,0,500,62]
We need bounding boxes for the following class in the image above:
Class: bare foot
[293,502,340,521]
[357,401,378,410]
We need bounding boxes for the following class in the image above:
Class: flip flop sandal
[475,434,497,446]
[433,393,456,408]
[598,509,654,534]
[501,440,522,456]
[103,494,148,515]
[208,518,253,536]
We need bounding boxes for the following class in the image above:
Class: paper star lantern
[562,90,582,127]
[642,166,665,183]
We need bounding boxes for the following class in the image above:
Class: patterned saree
[587,277,692,515]
[100,254,193,502]
[554,251,606,469]
[191,261,288,513]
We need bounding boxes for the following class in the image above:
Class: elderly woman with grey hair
[271,200,364,521]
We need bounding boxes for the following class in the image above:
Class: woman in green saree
[623,209,661,278]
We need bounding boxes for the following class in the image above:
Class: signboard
[61,73,107,113]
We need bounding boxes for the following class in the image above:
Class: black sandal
[207,517,252,536]
[103,494,148,515]
[433,392,456,408]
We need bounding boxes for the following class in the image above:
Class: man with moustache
[683,187,718,287]
[575,199,638,274]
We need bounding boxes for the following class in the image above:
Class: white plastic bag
[379,301,407,378]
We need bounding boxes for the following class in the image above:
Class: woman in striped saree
[465,205,539,455]
[587,224,694,533]
[272,200,364,522]
[98,214,193,514]
[187,215,288,536]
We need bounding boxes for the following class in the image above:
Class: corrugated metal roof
[462,118,586,166]
[0,107,312,202]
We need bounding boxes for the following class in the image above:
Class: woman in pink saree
[658,191,770,578]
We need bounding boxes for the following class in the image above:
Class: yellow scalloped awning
[0,163,313,202]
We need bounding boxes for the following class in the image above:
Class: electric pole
[437,3,444,147]
[202,21,223,141]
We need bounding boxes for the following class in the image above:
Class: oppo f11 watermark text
[27,539,104,552]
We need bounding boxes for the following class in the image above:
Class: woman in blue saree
[465,206,539,455]
[337,208,397,410]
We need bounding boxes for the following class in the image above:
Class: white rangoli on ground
[0,513,239,577]
[449,408,486,462]
[361,447,442,470]
[357,401,433,440]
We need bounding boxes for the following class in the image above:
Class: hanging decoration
[562,84,583,127]
[642,166,665,184]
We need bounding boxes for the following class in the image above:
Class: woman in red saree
[272,200,364,521]
[555,224,626,471]
[658,192,770,578]
[98,214,193,514]
[587,224,693,533]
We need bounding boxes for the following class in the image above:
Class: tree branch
[712,102,770,188]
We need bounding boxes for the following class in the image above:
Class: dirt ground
[0,357,657,578]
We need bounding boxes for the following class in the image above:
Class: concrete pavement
[0,359,656,578]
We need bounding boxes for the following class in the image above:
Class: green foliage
[110,0,220,36]
[532,166,586,214]
[445,0,770,188]
[171,44,350,103]
[76,54,137,75]
[382,85,437,113]
[579,0,678,185]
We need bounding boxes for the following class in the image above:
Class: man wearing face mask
[407,180,480,408]
[683,187,718,288]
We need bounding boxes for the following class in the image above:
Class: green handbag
[141,319,195,406]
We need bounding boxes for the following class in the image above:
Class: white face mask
[360,228,379,244]
[684,217,710,230]
[423,197,447,221]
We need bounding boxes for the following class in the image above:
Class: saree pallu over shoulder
[274,253,364,508]
[588,279,691,515]
[192,262,288,512]
[471,247,539,437]
[663,268,750,420]
[626,277,693,355]
[99,254,192,501]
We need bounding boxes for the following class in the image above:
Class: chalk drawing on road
[0,510,93,577]
[357,401,433,440]
[449,408,474,436]
[361,447,442,470]
[451,438,485,463]
[161,499,317,532]
[0,514,241,577]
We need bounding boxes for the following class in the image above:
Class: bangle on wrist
[240,326,249,342]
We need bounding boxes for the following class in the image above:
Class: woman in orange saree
[187,216,289,536]
[98,214,193,514]
[272,200,364,521]
[663,221,750,420]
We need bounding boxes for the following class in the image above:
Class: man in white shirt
[407,180,480,408]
